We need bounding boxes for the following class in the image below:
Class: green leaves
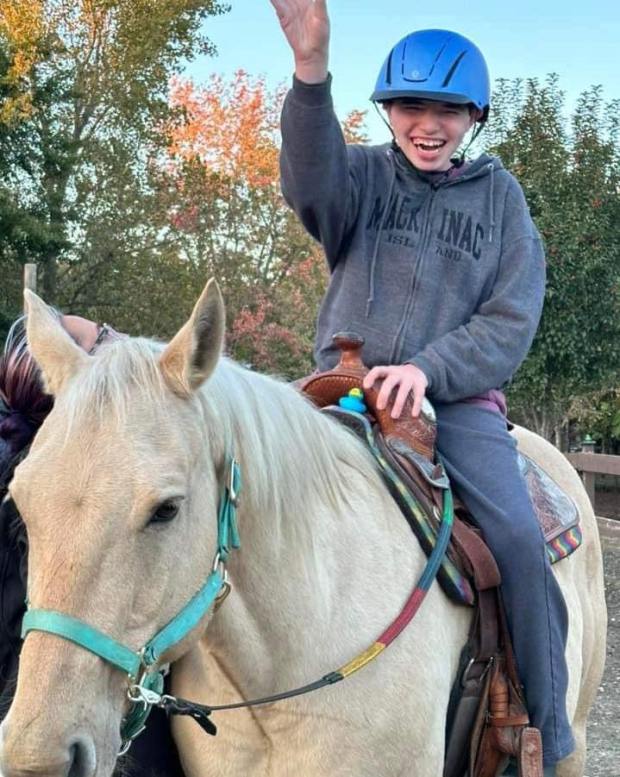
[486,77,620,444]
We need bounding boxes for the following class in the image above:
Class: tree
[0,0,227,316]
[161,70,368,375]
[483,77,620,446]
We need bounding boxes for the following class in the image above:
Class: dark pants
[434,402,574,767]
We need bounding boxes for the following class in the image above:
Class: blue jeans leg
[434,402,575,767]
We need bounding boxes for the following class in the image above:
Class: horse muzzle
[0,727,98,777]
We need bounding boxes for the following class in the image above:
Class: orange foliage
[342,109,370,144]
[168,70,368,187]
[0,0,44,121]
[169,70,285,189]
[164,71,367,375]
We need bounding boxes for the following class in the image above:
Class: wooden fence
[566,452,620,515]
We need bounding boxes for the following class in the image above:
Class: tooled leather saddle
[298,333,579,777]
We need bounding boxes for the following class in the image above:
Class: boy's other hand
[363,364,429,419]
[269,0,330,83]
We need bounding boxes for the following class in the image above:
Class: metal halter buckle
[228,458,239,506]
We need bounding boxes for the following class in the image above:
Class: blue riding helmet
[371,29,490,122]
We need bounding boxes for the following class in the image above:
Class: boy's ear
[469,107,484,125]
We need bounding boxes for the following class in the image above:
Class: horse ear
[159,279,225,397]
[24,289,90,396]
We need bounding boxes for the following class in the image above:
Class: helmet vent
[441,51,466,88]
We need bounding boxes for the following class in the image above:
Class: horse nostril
[67,736,96,777]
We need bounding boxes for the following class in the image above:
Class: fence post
[23,264,37,311]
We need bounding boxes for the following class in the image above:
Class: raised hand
[269,0,330,83]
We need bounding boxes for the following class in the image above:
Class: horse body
[0,283,606,777]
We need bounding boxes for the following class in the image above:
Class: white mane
[60,337,384,537]
[204,357,384,524]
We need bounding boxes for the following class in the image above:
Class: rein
[20,414,454,754]
[133,484,454,737]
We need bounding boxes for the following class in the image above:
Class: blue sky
[186,0,619,143]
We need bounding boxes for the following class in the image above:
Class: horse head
[0,281,227,777]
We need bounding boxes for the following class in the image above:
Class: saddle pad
[324,407,476,605]
[517,452,582,564]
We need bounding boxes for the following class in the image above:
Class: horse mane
[60,337,383,528]
[203,358,383,521]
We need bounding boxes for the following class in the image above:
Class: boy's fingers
[314,0,329,18]
[269,0,287,17]
[363,366,386,389]
[376,375,399,410]
[391,380,413,419]
[411,384,424,418]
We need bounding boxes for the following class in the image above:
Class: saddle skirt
[298,333,582,606]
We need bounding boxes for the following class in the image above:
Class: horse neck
[202,363,421,682]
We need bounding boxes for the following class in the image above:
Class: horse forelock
[59,337,169,433]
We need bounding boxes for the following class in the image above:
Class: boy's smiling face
[386,99,479,172]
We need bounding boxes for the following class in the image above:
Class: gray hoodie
[280,76,545,404]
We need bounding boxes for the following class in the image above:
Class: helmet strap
[459,119,487,161]
[372,100,396,143]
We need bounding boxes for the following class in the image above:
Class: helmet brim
[370,89,478,106]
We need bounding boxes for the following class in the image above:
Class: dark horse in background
[0,318,185,777]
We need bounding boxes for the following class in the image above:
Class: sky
[186,0,620,143]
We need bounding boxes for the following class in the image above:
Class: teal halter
[21,456,241,752]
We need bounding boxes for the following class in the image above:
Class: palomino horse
[0,282,606,777]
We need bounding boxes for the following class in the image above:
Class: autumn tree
[483,77,620,447]
[0,0,227,323]
[161,70,368,375]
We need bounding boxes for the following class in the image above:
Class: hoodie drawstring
[366,153,396,318]
[487,162,496,243]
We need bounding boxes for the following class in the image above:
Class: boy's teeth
[414,139,445,149]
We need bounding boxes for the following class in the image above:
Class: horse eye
[149,498,183,525]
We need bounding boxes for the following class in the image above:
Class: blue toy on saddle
[299,333,582,777]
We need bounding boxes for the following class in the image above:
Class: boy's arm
[409,232,546,403]
[280,77,364,266]
[271,0,364,266]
